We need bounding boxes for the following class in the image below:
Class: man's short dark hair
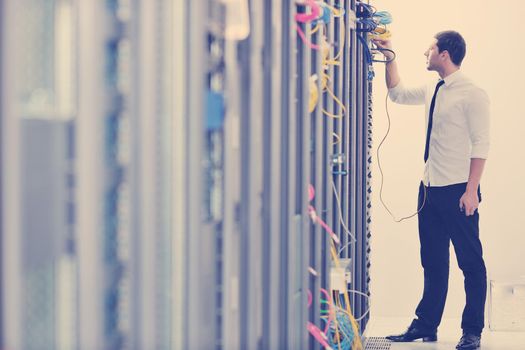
[434,31,466,66]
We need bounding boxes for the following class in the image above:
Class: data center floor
[366,317,525,350]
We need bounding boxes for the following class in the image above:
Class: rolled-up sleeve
[466,88,490,159]
[388,82,426,105]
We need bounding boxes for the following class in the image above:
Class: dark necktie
[424,80,445,162]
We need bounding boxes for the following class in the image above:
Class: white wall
[370,0,525,319]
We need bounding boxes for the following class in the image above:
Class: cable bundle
[296,1,347,119]
[356,18,379,33]
[355,1,376,18]
[325,308,356,350]
[353,5,395,67]
[373,11,392,25]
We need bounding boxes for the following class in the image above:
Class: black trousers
[415,182,487,336]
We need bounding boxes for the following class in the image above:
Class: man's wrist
[466,183,479,194]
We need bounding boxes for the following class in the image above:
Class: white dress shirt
[388,70,490,187]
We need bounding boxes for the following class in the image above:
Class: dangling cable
[377,91,427,222]
[296,24,320,50]
[331,179,356,243]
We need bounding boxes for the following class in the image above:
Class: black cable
[356,1,376,18]
[357,35,397,66]
[371,48,396,63]
[356,34,372,64]
[377,91,427,222]
[356,18,378,32]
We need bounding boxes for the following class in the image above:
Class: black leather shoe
[456,333,481,350]
[385,320,437,342]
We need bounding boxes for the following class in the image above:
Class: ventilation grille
[364,337,391,350]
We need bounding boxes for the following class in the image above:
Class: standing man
[374,31,490,350]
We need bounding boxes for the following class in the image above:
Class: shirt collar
[442,69,463,87]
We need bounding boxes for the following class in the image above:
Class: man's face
[424,39,443,71]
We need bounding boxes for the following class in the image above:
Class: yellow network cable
[330,242,339,265]
[304,5,371,350]
[306,2,349,119]
[318,5,371,350]
[323,2,345,17]
[311,22,323,34]
[309,75,319,113]
[322,78,346,119]
[325,18,345,65]
[321,5,347,119]
[368,30,391,41]
[333,296,343,350]
[329,223,363,350]
[309,73,346,119]
[333,132,341,145]
[345,293,363,350]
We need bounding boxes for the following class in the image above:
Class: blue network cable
[326,308,356,350]
[373,11,392,25]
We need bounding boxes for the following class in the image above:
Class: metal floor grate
[365,337,392,350]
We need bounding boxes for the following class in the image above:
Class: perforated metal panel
[365,337,392,350]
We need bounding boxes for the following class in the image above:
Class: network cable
[357,30,396,65]
[307,288,334,350]
[371,47,396,63]
[331,179,356,243]
[302,6,348,119]
[301,4,376,348]
[306,204,364,350]
[356,18,378,33]
[376,91,428,222]
[294,0,322,50]
[309,184,341,244]
[296,24,320,50]
[333,132,342,145]
[369,25,391,40]
[355,1,376,18]
[321,5,348,119]
[373,11,392,25]
[356,35,372,65]
[330,240,364,350]
[295,0,321,23]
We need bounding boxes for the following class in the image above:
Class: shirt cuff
[471,144,489,159]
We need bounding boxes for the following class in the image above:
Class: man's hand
[459,190,479,216]
[372,38,395,60]
[461,159,486,216]
[374,38,400,88]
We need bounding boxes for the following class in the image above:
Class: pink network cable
[295,0,322,50]
[295,0,321,23]
[308,184,340,244]
[320,288,334,333]
[295,25,320,50]
[306,289,334,350]
[307,321,333,350]
[306,186,341,349]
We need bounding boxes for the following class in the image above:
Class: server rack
[1,0,178,349]
[198,0,374,348]
[2,1,78,349]
[0,0,379,349]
